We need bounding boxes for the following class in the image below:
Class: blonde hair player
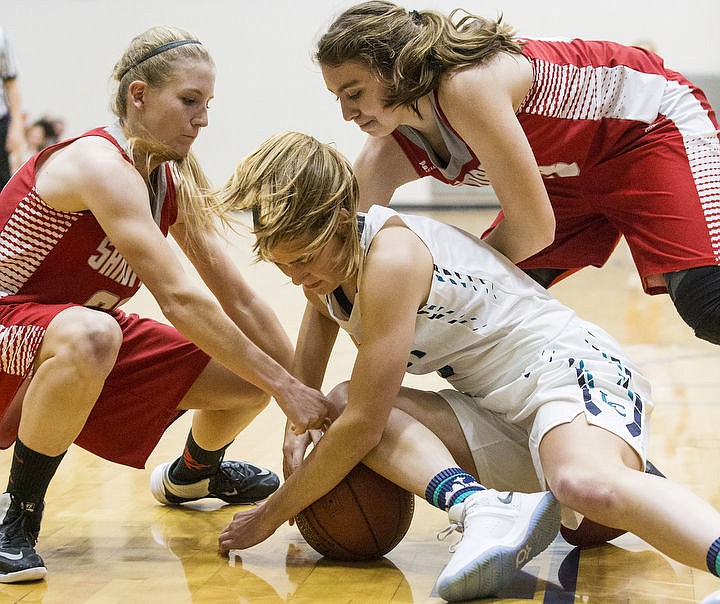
[217,132,720,602]
[0,28,333,583]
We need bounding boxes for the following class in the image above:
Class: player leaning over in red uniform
[0,26,333,583]
[316,1,720,346]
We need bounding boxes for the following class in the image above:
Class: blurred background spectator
[0,26,24,188]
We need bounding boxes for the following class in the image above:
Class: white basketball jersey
[325,205,645,422]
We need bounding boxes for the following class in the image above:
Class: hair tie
[120,39,201,80]
[409,9,422,23]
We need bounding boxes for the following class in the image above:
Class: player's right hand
[282,423,323,479]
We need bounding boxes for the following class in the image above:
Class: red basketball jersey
[0,124,178,310]
[390,39,720,292]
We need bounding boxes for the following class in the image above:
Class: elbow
[342,417,385,458]
[531,212,556,256]
[363,427,384,452]
[354,424,384,454]
[543,211,556,243]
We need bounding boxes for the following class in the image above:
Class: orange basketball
[294,463,415,561]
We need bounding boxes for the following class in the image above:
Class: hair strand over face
[215,132,362,280]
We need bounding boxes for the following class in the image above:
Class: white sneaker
[435,489,560,601]
[701,590,720,604]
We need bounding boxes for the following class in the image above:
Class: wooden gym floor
[1,208,719,603]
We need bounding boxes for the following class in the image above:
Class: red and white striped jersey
[0,124,178,310]
[390,39,720,290]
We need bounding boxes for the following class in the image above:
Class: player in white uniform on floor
[216,132,720,602]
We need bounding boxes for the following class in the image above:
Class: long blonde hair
[110,26,216,242]
[216,132,362,280]
[316,1,522,113]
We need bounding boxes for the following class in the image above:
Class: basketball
[560,517,626,548]
[294,463,415,561]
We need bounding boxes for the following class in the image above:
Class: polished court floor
[1,209,719,603]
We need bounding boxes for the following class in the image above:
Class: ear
[335,208,354,237]
[128,80,147,110]
[337,207,353,227]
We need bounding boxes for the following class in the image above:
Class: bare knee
[245,388,271,415]
[549,465,629,521]
[40,308,123,379]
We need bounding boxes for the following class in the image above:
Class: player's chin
[174,146,192,160]
[302,282,333,296]
[359,121,392,138]
[560,517,627,548]
[168,139,194,160]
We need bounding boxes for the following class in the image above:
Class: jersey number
[83,290,121,310]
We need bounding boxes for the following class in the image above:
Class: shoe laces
[437,521,462,552]
[209,462,252,494]
[1,498,42,548]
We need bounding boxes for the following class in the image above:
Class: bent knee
[549,467,625,518]
[665,266,720,345]
[42,307,123,371]
[247,387,272,412]
[221,382,271,414]
[180,360,273,412]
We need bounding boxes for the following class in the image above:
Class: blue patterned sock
[424,467,485,511]
[707,537,720,577]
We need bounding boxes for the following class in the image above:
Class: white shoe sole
[149,462,174,505]
[0,565,47,583]
[437,491,560,601]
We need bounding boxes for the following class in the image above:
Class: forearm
[4,79,24,156]
[222,292,294,370]
[176,228,295,373]
[263,418,379,526]
[276,350,404,521]
[4,78,20,123]
[481,215,554,264]
[162,290,295,400]
[293,302,338,388]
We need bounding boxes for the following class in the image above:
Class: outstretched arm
[35,137,332,433]
[4,77,25,171]
[282,298,340,476]
[175,223,334,433]
[440,53,556,263]
[176,223,294,368]
[219,221,432,552]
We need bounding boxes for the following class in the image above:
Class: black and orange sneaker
[150,459,279,505]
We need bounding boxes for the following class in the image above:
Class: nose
[291,274,306,286]
[193,107,209,128]
[278,263,309,287]
[340,98,359,122]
